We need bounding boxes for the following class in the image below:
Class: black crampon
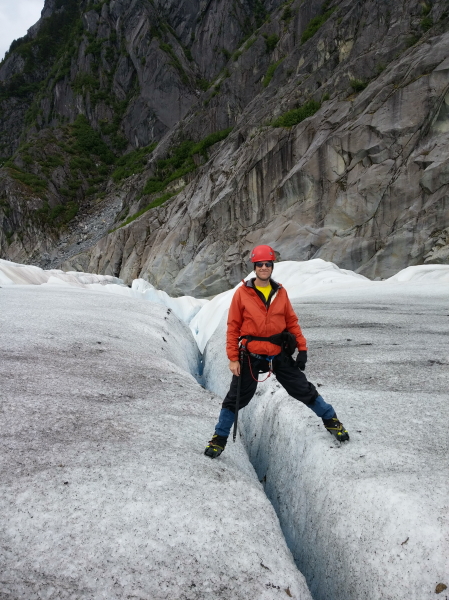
[204,434,227,458]
[323,417,350,442]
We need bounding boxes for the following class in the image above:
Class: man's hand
[229,360,241,376]
[295,350,307,371]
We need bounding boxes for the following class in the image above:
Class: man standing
[204,244,349,458]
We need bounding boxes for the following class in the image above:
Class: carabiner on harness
[247,352,276,382]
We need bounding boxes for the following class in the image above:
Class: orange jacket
[226,278,308,361]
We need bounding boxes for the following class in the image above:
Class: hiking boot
[204,434,227,458]
[323,417,350,442]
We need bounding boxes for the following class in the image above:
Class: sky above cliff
[0,0,44,60]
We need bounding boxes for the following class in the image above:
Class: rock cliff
[1,0,449,295]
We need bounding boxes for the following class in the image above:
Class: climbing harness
[239,331,297,355]
[238,330,297,382]
[247,352,276,382]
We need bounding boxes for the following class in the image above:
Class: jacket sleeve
[226,288,244,361]
[284,293,308,351]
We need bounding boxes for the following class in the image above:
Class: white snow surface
[0,258,126,287]
[202,280,449,600]
[0,286,311,600]
[2,257,449,600]
[191,259,449,352]
[0,259,206,324]
[129,278,207,324]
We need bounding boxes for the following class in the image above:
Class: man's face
[254,261,273,281]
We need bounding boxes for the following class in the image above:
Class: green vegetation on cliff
[3,115,117,230]
[7,168,47,194]
[159,42,189,86]
[71,115,115,165]
[264,34,280,53]
[263,58,285,87]
[36,200,79,225]
[109,191,179,232]
[301,2,336,44]
[112,144,158,183]
[272,100,321,127]
[350,78,367,92]
[142,128,232,195]
[107,128,233,231]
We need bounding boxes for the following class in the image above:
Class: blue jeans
[215,395,335,438]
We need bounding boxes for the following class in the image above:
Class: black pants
[222,352,318,413]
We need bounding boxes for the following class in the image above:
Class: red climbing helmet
[250,244,275,263]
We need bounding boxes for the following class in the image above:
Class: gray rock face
[424,227,449,264]
[1,0,449,295]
